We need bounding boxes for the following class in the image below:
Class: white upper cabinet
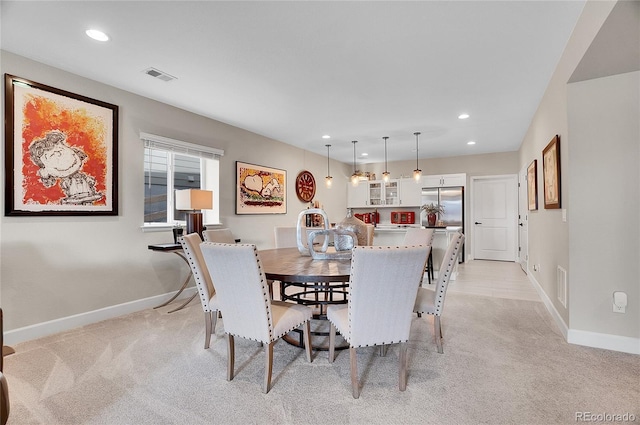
[347,178,423,207]
[422,173,466,188]
[369,179,400,206]
[347,182,369,208]
[384,180,400,205]
[399,179,422,206]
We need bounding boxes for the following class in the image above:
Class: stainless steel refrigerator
[421,186,464,227]
[421,185,465,261]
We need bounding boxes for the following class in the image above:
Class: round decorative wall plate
[295,170,316,202]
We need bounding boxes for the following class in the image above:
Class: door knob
[519,223,523,227]
[475,222,482,225]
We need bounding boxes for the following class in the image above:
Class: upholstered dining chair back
[413,231,465,354]
[364,224,375,246]
[200,243,313,393]
[326,245,430,398]
[274,226,300,248]
[348,245,430,347]
[180,233,220,349]
[431,232,464,315]
[202,243,273,342]
[403,227,435,247]
[202,228,236,244]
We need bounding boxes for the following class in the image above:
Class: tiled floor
[445,259,541,302]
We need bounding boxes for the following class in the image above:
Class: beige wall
[568,71,639,338]
[364,151,519,180]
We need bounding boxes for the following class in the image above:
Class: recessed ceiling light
[458,113,470,120]
[467,141,476,145]
[361,153,368,157]
[86,29,109,42]
[322,135,331,139]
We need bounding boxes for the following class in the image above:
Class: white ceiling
[1,1,587,165]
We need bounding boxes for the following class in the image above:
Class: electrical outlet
[613,291,627,314]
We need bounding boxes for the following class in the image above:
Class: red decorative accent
[427,213,437,227]
[391,211,415,224]
[295,170,316,202]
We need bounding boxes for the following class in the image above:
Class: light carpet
[4,292,639,425]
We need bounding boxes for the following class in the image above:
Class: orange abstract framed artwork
[236,161,286,214]
[542,135,561,209]
[527,159,538,211]
[4,74,118,216]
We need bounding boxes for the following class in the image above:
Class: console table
[148,243,197,313]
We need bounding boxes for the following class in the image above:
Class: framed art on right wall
[542,134,561,209]
[527,159,538,211]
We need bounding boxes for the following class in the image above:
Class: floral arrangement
[421,203,445,215]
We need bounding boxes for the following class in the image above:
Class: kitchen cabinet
[421,173,466,188]
[399,179,422,206]
[347,182,369,208]
[369,180,400,206]
[348,178,423,207]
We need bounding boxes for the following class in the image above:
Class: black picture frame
[542,135,561,209]
[4,74,119,216]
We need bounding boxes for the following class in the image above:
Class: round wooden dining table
[258,247,352,349]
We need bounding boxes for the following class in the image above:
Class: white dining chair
[200,242,313,393]
[274,226,302,248]
[327,245,430,398]
[413,231,465,354]
[180,233,220,349]
[202,228,237,244]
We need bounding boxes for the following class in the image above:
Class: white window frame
[141,132,223,231]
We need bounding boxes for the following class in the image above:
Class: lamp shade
[175,189,213,210]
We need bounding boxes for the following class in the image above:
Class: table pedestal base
[279,281,350,351]
[283,318,349,351]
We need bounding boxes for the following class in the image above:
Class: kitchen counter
[372,225,462,280]
[374,224,420,232]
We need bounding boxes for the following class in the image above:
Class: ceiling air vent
[142,67,177,82]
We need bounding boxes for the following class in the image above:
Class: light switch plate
[562,209,567,222]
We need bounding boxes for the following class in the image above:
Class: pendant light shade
[382,136,390,182]
[325,144,333,188]
[413,132,422,182]
[350,140,359,186]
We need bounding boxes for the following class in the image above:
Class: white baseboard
[568,329,640,355]
[528,273,639,355]
[528,272,569,340]
[4,287,197,346]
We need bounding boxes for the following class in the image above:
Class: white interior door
[518,167,529,273]
[471,175,518,261]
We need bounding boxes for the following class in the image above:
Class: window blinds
[140,132,224,159]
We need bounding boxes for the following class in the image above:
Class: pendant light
[413,132,422,182]
[350,140,359,186]
[382,136,390,182]
[325,144,333,188]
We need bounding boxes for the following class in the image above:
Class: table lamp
[175,189,213,237]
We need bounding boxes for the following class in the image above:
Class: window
[141,132,223,228]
